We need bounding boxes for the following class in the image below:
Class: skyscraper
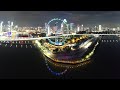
[99,25,102,31]
[94,26,97,31]
[61,23,64,34]
[81,24,84,31]
[62,22,68,34]
[11,22,13,32]
[77,24,80,32]
[45,23,51,36]
[45,23,48,33]
[70,23,74,33]
[0,21,3,32]
[66,24,70,34]
[47,25,50,36]
[117,27,120,31]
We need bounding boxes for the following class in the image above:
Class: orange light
[72,39,75,43]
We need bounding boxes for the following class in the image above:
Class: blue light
[45,58,68,76]
[8,32,11,36]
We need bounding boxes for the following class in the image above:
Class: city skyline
[0,11,120,79]
[0,11,120,27]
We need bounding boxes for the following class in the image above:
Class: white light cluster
[84,42,92,48]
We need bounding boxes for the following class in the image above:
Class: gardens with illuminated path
[35,34,99,64]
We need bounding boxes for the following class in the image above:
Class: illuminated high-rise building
[47,25,50,36]
[11,21,13,32]
[70,23,74,33]
[81,24,84,31]
[116,27,120,33]
[70,23,73,30]
[45,23,48,33]
[61,23,64,34]
[61,23,63,29]
[8,21,10,32]
[66,24,70,34]
[77,24,80,32]
[62,21,68,34]
[105,27,108,31]
[117,27,120,31]
[45,23,50,36]
[113,28,116,31]
[0,21,3,32]
[99,25,102,31]
[94,26,97,31]
[45,23,51,36]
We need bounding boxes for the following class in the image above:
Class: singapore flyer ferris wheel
[46,18,68,46]
[46,18,67,36]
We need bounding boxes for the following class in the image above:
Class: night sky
[0,11,120,27]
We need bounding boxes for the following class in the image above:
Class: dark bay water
[0,35,120,79]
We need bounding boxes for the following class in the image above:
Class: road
[0,34,120,41]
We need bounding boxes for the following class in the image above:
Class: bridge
[0,34,120,41]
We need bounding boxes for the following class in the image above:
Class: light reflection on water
[43,55,93,76]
